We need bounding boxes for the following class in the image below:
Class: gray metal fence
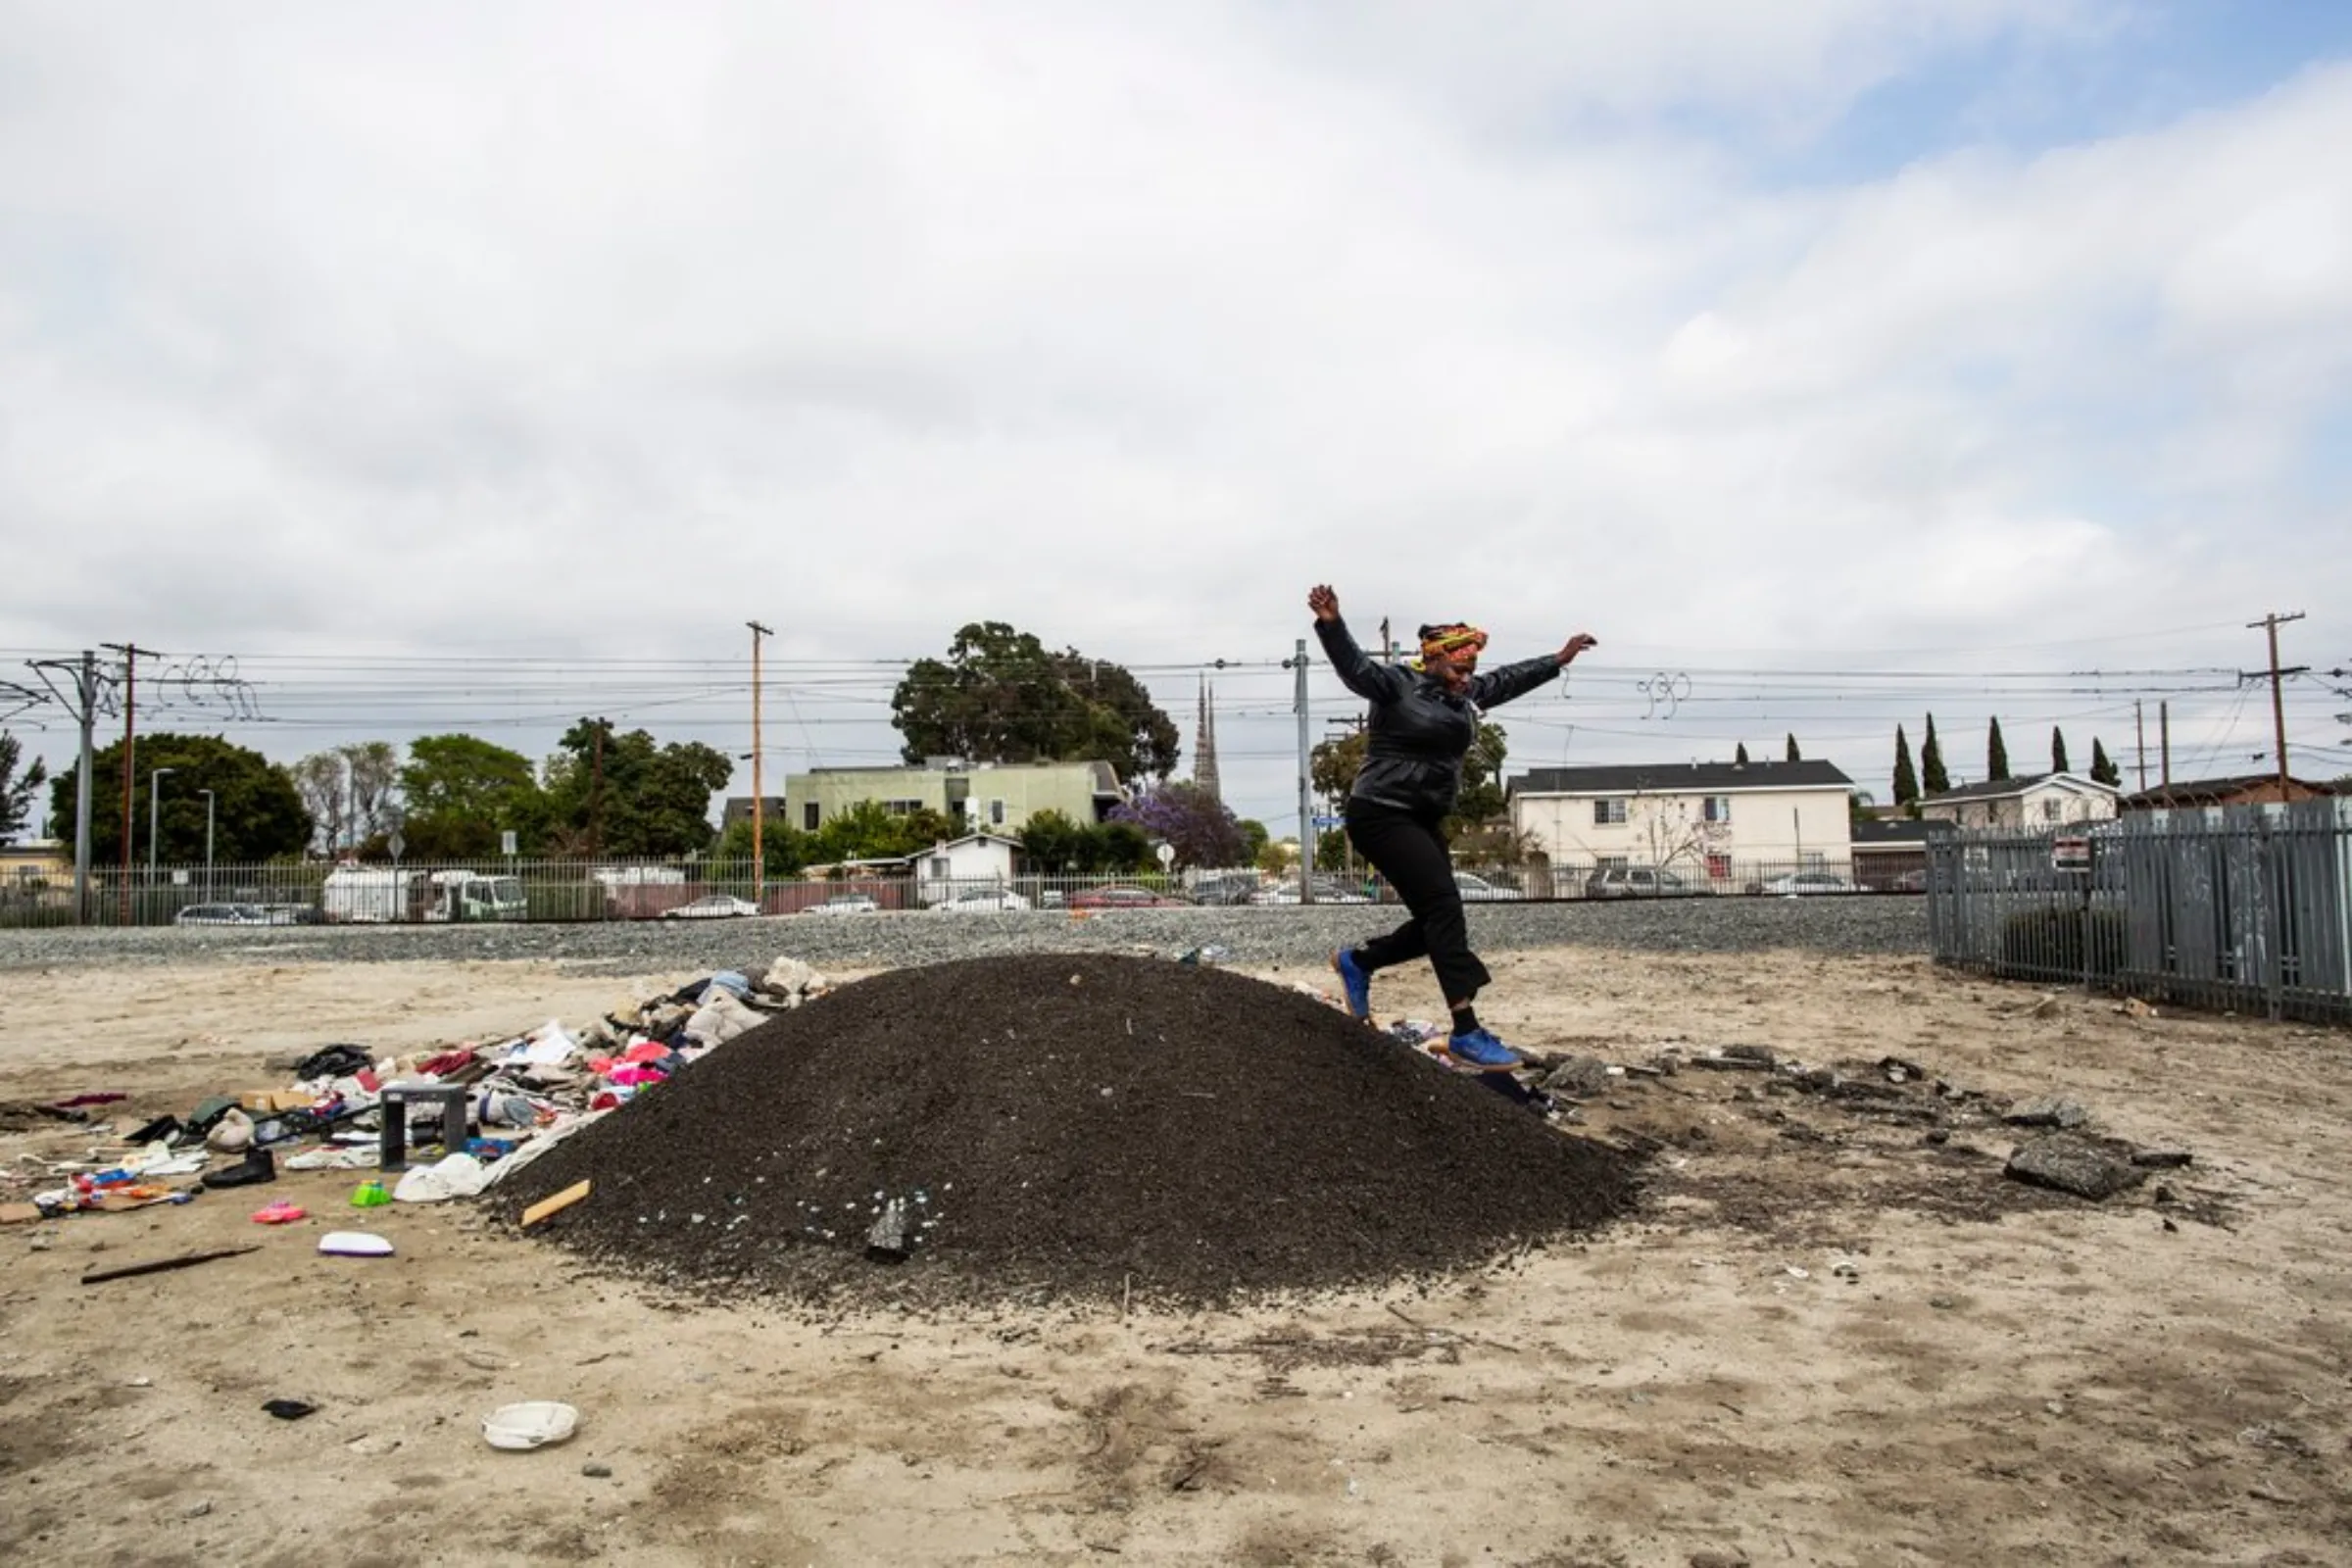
[1926,799,2352,1023]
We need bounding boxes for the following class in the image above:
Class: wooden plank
[80,1245,260,1285]
[520,1179,592,1228]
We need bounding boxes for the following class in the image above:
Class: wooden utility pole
[2134,700,2147,792]
[748,619,772,908]
[2249,612,2306,800]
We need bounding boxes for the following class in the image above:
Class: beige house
[787,760,1125,837]
[1915,771,2119,831]
[1507,760,1855,880]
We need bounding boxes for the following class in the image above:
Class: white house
[915,832,1023,905]
[1508,760,1856,882]
[1915,772,2120,831]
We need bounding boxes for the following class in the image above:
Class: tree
[1311,728,1368,808]
[1921,714,1950,795]
[1736,741,1750,765]
[714,815,809,876]
[543,720,734,858]
[1237,818,1270,866]
[398,734,547,858]
[1112,782,1247,870]
[46,733,311,863]
[292,743,404,856]
[2051,727,2070,775]
[1017,808,1152,874]
[1986,716,2009,781]
[891,622,1180,784]
[806,801,958,864]
[1849,788,1877,825]
[0,730,48,844]
[1786,734,1801,761]
[1891,725,1919,808]
[2089,737,2121,788]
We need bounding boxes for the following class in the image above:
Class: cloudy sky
[4,0,2349,833]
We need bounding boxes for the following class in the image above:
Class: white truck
[321,867,528,924]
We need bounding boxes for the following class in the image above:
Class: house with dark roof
[1506,760,1856,880]
[1915,771,2119,831]
[1849,816,1957,889]
[2116,774,2334,811]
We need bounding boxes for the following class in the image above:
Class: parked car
[802,893,882,915]
[1249,878,1372,906]
[174,903,270,926]
[1453,872,1525,902]
[1068,885,1189,909]
[933,888,1032,913]
[1759,870,1856,896]
[1190,873,1265,906]
[662,894,761,920]
[1584,867,1695,899]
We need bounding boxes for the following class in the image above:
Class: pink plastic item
[251,1201,308,1225]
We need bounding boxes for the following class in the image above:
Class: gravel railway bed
[0,897,1925,971]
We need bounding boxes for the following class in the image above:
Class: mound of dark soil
[498,954,1639,1308]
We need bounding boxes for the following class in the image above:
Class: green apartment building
[785,760,1126,836]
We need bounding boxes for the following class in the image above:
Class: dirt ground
[2,947,2348,1567]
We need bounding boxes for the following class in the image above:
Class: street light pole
[198,789,216,901]
[148,766,175,875]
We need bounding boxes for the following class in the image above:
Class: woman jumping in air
[1309,584,1597,1069]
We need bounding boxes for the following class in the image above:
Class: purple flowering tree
[1110,783,1247,870]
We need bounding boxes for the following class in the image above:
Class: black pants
[1346,802,1490,1005]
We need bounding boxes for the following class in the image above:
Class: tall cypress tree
[1921,714,1950,795]
[2051,727,2070,774]
[1987,716,2010,781]
[2090,737,2120,787]
[1785,733,1801,761]
[1892,725,1920,807]
[1735,741,1750,765]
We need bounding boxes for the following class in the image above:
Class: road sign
[1154,843,1176,868]
[2051,835,2091,872]
[501,830,518,857]
[1312,815,1344,829]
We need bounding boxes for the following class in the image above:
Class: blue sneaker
[1330,950,1373,1022]
[1445,1028,1522,1071]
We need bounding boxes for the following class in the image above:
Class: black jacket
[1314,616,1559,818]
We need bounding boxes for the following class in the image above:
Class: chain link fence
[1925,799,2352,1023]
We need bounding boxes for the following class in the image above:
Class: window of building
[885,799,924,816]
[1703,796,1732,823]
[2041,799,2061,822]
[990,799,1005,826]
[928,857,951,878]
[803,804,819,831]
[1596,855,1629,870]
[1593,799,1629,825]
[1705,854,1731,879]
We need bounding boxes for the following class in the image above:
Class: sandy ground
[2,947,2349,1567]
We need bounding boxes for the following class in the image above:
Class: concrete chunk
[2005,1134,2145,1200]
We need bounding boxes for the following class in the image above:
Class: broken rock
[2005,1134,2146,1200]
[2004,1095,2088,1129]
[1541,1056,1613,1100]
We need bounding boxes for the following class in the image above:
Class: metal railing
[1925,799,2352,1023]
[0,851,1931,929]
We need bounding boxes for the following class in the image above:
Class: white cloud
[0,3,2344,812]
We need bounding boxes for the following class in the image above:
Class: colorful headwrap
[1415,622,1489,668]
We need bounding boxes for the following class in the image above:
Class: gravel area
[0,896,1927,972]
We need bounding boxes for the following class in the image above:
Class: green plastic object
[350,1180,391,1208]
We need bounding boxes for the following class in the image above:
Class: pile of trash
[2,957,832,1226]
[497,953,1642,1310]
